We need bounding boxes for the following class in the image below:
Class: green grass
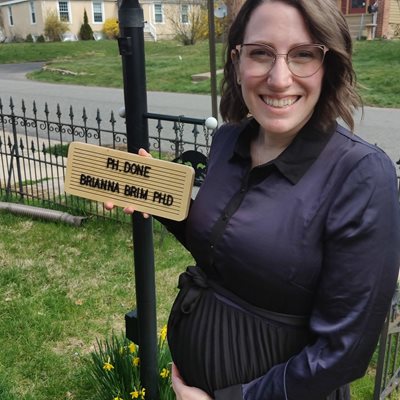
[353,40,400,107]
[1,39,399,106]
[0,40,224,94]
[0,211,192,400]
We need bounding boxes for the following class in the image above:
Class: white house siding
[40,0,118,36]
[0,0,45,39]
[0,0,117,39]
[388,0,400,38]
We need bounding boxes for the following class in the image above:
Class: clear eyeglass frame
[234,43,329,78]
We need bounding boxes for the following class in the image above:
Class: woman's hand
[172,363,213,400]
[104,148,152,217]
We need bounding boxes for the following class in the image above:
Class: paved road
[0,62,399,162]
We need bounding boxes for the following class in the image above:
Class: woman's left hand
[172,363,213,400]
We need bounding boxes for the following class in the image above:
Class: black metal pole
[207,0,219,120]
[118,1,159,399]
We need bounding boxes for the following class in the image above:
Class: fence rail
[0,97,213,221]
[374,286,400,399]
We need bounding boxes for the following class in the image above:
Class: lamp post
[207,0,219,120]
[118,1,159,398]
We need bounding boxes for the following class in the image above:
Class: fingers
[104,201,115,211]
[138,148,152,158]
[172,363,183,381]
[171,363,185,399]
[172,364,213,400]
[122,207,149,218]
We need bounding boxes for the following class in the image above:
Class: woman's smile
[261,95,300,108]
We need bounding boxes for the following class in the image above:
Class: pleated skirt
[167,267,350,399]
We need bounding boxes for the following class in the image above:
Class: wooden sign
[64,142,194,221]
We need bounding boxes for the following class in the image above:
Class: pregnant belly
[167,287,312,395]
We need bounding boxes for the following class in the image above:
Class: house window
[92,0,104,23]
[8,6,14,26]
[58,1,70,22]
[30,0,36,24]
[181,4,189,24]
[154,3,163,23]
[350,0,366,13]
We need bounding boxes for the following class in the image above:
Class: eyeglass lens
[238,44,326,78]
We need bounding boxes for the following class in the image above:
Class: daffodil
[133,357,140,366]
[160,325,167,343]
[160,367,170,379]
[113,396,123,400]
[140,388,146,399]
[103,357,114,371]
[128,343,136,354]
[130,390,139,399]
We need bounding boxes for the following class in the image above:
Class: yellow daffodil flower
[133,357,140,366]
[130,390,139,399]
[140,388,146,399]
[128,343,136,354]
[103,357,114,371]
[160,368,170,379]
[160,325,167,343]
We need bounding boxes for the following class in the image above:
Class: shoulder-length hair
[219,0,362,132]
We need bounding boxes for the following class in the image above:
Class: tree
[79,9,93,40]
[166,0,205,45]
[44,10,68,41]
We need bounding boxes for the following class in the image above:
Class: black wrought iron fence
[374,286,400,399]
[0,97,213,221]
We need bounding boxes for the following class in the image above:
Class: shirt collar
[232,118,335,184]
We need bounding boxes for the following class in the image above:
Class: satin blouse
[162,119,400,399]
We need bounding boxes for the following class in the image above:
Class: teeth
[263,97,297,108]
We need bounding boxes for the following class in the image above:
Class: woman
[108,0,400,398]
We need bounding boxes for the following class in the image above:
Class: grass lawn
[0,39,399,107]
[0,211,192,400]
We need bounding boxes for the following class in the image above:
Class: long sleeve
[155,203,192,249]
[215,152,400,400]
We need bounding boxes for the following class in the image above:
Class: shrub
[44,9,68,41]
[197,9,228,42]
[103,18,119,39]
[88,327,173,400]
[79,9,93,40]
[25,33,34,42]
[37,34,45,43]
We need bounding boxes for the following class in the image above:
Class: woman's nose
[267,56,293,89]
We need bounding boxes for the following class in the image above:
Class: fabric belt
[172,265,309,328]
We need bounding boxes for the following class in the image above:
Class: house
[0,0,203,42]
[0,0,119,41]
[336,0,400,39]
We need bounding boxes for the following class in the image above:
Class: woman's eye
[290,48,317,60]
[249,47,274,59]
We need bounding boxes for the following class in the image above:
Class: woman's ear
[231,49,241,85]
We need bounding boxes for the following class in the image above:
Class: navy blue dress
[162,119,400,400]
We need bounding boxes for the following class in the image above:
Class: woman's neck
[250,128,296,168]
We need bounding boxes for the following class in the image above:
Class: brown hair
[219,0,362,132]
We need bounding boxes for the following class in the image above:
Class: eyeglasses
[234,43,329,78]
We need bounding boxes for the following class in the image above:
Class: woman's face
[233,1,324,139]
